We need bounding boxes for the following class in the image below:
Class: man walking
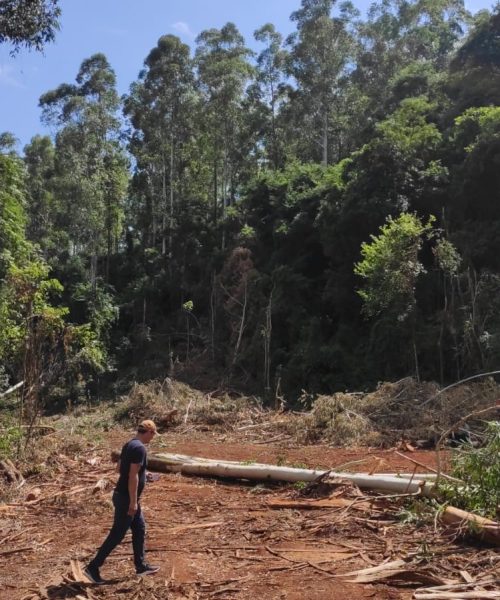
[84,420,160,584]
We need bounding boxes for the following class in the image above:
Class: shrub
[0,422,22,460]
[439,421,500,519]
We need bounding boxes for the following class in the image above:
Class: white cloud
[172,21,195,38]
[0,64,23,88]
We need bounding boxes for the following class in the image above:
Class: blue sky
[0,0,496,150]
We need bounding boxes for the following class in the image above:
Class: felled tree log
[110,450,500,543]
[110,450,435,496]
[441,506,500,546]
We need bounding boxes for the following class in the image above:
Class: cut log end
[441,506,500,546]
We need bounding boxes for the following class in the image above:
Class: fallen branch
[167,521,223,535]
[413,592,500,599]
[265,497,371,511]
[264,545,336,577]
[0,545,35,556]
[0,381,23,399]
[252,433,291,444]
[24,484,93,505]
[415,579,497,593]
[393,451,462,483]
[337,559,408,583]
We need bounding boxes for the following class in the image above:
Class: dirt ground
[0,429,498,600]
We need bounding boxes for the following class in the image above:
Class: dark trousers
[89,491,146,570]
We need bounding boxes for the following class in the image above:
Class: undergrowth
[0,423,23,460]
[438,421,500,519]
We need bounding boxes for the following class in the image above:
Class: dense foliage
[2,0,500,404]
[0,0,60,53]
[441,421,500,518]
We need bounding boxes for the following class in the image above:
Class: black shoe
[136,563,160,576]
[84,565,105,585]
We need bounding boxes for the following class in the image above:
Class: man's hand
[128,462,141,516]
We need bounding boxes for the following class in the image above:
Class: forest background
[1,0,500,412]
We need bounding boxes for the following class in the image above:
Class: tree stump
[0,459,24,485]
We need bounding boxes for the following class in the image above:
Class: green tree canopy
[0,0,60,53]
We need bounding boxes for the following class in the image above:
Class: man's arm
[128,462,141,516]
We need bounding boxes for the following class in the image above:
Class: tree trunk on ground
[111,450,436,495]
[441,506,500,545]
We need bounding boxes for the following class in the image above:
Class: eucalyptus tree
[395,0,469,67]
[23,135,56,257]
[286,0,359,165]
[447,8,500,114]
[39,53,128,284]
[0,144,116,407]
[253,24,288,169]
[0,149,27,282]
[195,23,254,233]
[0,132,18,153]
[124,35,195,258]
[353,0,469,130]
[0,0,60,53]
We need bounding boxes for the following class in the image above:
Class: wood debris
[265,496,371,511]
[0,458,24,485]
[413,578,500,599]
[441,506,500,545]
[1,430,498,599]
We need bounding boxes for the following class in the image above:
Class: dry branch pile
[118,377,499,449]
[282,377,500,446]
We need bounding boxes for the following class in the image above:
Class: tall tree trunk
[270,82,278,169]
[90,253,98,293]
[450,277,461,381]
[210,271,216,361]
[413,339,420,383]
[151,182,157,250]
[161,154,167,256]
[169,135,174,265]
[213,158,218,226]
[105,186,111,283]
[264,288,273,396]
[232,277,247,369]
[221,147,228,250]
[322,109,328,167]
[438,274,447,386]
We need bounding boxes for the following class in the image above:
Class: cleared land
[1,426,498,600]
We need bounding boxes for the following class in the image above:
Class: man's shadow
[46,577,124,598]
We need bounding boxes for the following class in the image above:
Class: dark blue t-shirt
[115,438,147,498]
